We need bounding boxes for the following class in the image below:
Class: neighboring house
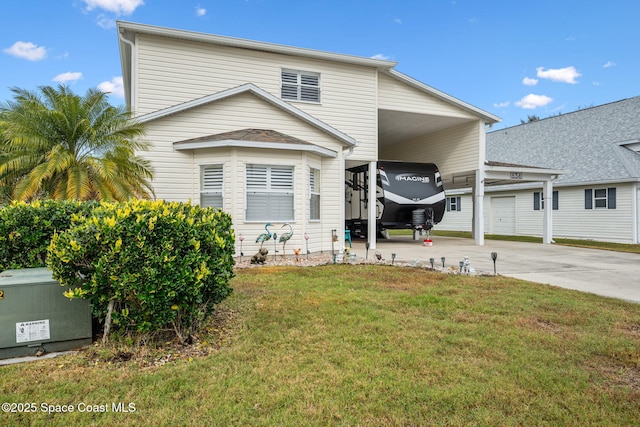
[437,96,640,244]
[117,21,528,255]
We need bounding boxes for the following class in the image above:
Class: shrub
[0,200,95,271]
[47,199,235,343]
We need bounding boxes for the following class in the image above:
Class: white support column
[475,121,486,246]
[368,161,377,250]
[543,179,553,244]
[474,168,485,245]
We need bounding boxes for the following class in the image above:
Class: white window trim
[281,68,321,104]
[593,188,608,209]
[309,167,321,221]
[245,164,295,222]
[200,164,223,209]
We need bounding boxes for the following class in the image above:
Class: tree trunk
[102,300,115,344]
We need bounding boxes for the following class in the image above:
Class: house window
[200,165,223,209]
[446,196,461,212]
[533,191,558,210]
[310,168,320,220]
[246,164,294,221]
[281,69,320,103]
[585,188,616,209]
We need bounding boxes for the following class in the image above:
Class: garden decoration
[255,222,273,248]
[279,223,293,258]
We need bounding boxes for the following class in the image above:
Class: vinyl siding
[380,121,481,178]
[378,73,476,118]
[434,195,473,232]
[436,184,637,243]
[134,34,377,159]
[140,93,345,254]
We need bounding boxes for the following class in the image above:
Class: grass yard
[2,265,639,426]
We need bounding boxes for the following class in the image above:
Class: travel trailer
[345,161,446,237]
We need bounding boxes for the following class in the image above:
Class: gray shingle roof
[486,96,640,185]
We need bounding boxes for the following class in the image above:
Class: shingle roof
[174,129,311,146]
[486,96,640,185]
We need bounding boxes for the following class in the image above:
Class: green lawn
[2,265,639,426]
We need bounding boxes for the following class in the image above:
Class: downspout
[118,30,135,114]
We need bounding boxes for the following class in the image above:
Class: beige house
[117,21,558,255]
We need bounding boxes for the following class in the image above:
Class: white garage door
[491,196,516,235]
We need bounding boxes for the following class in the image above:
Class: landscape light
[429,257,434,269]
[304,232,309,259]
[391,253,396,265]
[491,252,498,275]
[441,257,446,268]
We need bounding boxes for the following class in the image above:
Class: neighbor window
[200,165,223,209]
[310,168,320,220]
[533,191,558,210]
[246,164,294,221]
[585,188,616,209]
[446,196,461,212]
[281,69,320,103]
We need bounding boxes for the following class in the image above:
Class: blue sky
[1,0,638,129]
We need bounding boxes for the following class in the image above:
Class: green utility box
[0,268,92,359]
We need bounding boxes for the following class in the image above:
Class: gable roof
[486,96,640,186]
[383,69,500,124]
[136,83,357,147]
[174,128,338,158]
[117,21,499,125]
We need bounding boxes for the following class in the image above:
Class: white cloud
[97,15,116,29]
[371,53,391,60]
[515,94,553,109]
[603,61,616,68]
[82,0,144,15]
[3,41,47,61]
[53,71,83,83]
[195,5,206,16]
[522,77,538,86]
[98,76,125,98]
[393,18,402,24]
[536,66,581,84]
[493,101,510,108]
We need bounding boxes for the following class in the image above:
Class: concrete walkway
[351,236,640,304]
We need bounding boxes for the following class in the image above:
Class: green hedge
[0,200,95,271]
[47,199,235,342]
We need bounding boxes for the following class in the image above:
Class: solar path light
[491,252,498,275]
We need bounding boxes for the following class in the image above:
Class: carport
[345,68,565,248]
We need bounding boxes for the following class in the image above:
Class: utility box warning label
[16,319,50,343]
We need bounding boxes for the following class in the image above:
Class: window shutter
[585,189,592,209]
[608,187,616,209]
[202,166,223,191]
[533,192,541,210]
[246,165,294,221]
[281,70,320,102]
[446,198,451,212]
[281,71,299,100]
[246,165,268,190]
[552,191,559,210]
[456,197,461,212]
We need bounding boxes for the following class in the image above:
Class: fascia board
[174,139,338,158]
[116,20,397,70]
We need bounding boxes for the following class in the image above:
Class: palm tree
[0,85,154,201]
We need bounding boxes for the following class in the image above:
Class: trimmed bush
[0,200,95,271]
[47,199,235,343]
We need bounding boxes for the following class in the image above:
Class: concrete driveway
[351,236,640,304]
